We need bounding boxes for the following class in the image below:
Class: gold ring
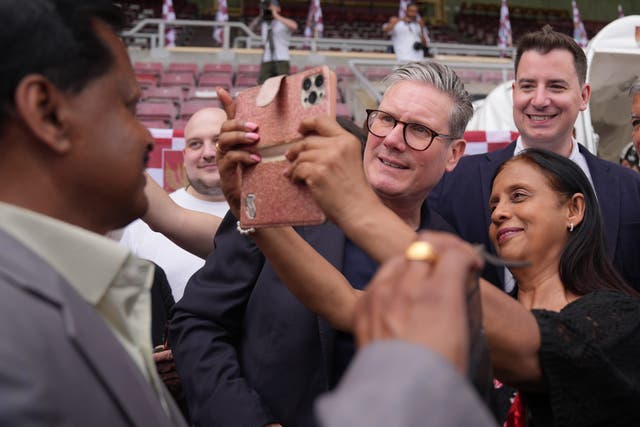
[405,241,437,262]
[215,142,224,154]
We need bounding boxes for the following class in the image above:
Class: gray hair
[381,62,473,139]
[630,77,640,97]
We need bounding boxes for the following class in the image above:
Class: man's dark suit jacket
[169,205,452,427]
[428,141,640,290]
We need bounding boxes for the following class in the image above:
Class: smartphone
[235,65,337,228]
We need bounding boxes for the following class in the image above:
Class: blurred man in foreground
[0,1,185,424]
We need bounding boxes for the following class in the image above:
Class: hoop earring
[569,223,574,232]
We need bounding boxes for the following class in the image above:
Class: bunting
[162,0,176,47]
[213,0,229,45]
[571,0,588,48]
[497,0,512,52]
[304,0,324,39]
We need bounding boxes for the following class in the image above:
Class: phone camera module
[308,91,318,104]
[303,78,312,91]
[314,74,324,88]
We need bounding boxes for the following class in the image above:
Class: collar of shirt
[514,135,594,187]
[0,202,167,410]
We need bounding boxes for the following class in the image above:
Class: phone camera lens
[314,75,324,88]
[303,78,312,91]
[308,91,317,104]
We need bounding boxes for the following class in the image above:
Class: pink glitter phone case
[236,66,337,228]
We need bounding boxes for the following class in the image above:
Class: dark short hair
[0,0,123,131]
[514,25,588,85]
[493,148,638,297]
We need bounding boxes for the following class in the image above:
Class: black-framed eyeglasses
[365,109,457,151]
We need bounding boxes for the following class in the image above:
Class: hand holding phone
[235,66,337,228]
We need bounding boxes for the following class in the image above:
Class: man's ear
[444,139,466,172]
[13,75,72,153]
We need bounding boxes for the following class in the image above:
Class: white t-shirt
[120,188,228,301]
[261,19,291,62]
[391,20,424,63]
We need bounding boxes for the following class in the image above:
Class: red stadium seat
[179,99,219,119]
[136,73,159,88]
[160,72,196,89]
[136,101,177,123]
[166,62,199,78]
[237,63,260,77]
[139,119,171,129]
[143,86,184,104]
[198,73,233,90]
[133,61,164,77]
[234,74,258,88]
[202,63,233,74]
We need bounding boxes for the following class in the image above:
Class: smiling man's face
[363,80,464,207]
[512,49,590,153]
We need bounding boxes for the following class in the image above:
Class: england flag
[572,0,588,48]
[213,0,229,45]
[162,0,176,47]
[304,0,324,39]
[497,0,512,52]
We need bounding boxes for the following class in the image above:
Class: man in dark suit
[428,26,640,291]
[169,62,473,426]
[0,1,185,425]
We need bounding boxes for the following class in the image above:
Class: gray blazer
[316,341,496,427]
[0,230,186,427]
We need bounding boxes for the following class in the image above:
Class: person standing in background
[384,2,429,63]
[121,108,228,302]
[250,0,298,84]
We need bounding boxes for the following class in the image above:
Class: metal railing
[345,58,513,104]
[122,18,516,58]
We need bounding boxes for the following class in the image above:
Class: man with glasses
[169,62,472,427]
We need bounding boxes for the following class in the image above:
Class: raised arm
[141,172,221,259]
[479,278,543,389]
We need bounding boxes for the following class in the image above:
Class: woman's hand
[354,231,483,374]
[284,116,378,226]
[214,87,262,218]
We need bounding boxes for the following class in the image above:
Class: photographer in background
[383,2,430,63]
[249,0,298,84]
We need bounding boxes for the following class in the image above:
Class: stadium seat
[234,74,258,88]
[198,73,233,90]
[160,72,196,89]
[136,101,177,123]
[140,119,171,129]
[166,62,199,78]
[133,61,164,77]
[184,87,220,102]
[180,99,219,119]
[136,73,159,88]
[237,63,260,77]
[143,86,184,104]
[202,63,233,74]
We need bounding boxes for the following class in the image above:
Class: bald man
[121,108,228,301]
